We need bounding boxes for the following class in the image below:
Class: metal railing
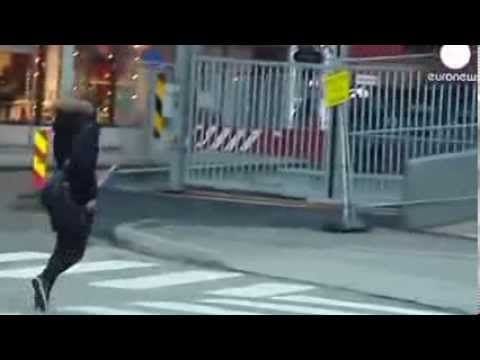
[184,56,335,198]
[177,55,478,205]
[346,65,477,203]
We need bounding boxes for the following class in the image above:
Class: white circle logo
[440,45,472,70]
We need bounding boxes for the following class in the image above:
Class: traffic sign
[325,70,352,108]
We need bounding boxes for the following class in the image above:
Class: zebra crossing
[0,251,455,316]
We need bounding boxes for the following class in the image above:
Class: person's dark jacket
[53,104,100,207]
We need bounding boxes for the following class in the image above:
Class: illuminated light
[131,94,138,100]
[73,86,78,91]
[33,72,40,78]
[102,107,109,112]
[107,53,114,60]
[107,91,112,96]
[73,51,80,57]
[134,56,141,62]
[104,73,111,79]
[35,57,41,64]
[131,74,139,80]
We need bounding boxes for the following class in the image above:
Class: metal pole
[324,45,367,232]
[169,45,201,192]
[60,45,75,98]
[287,45,298,128]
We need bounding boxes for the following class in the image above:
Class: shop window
[73,45,143,127]
[0,50,35,124]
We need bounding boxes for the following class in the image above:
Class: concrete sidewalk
[114,218,477,314]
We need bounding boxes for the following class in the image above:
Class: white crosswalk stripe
[0,260,156,279]
[207,282,315,298]
[273,295,452,315]
[90,270,244,290]
[0,313,22,316]
[0,252,49,263]
[58,306,155,316]
[201,298,369,315]
[134,301,263,315]
[0,251,453,316]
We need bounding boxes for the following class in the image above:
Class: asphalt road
[0,171,468,315]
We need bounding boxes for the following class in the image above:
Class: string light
[130,45,144,102]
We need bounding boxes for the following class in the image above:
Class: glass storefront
[0,46,36,124]
[73,45,139,126]
[0,45,147,127]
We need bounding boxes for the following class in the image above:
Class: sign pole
[323,45,367,233]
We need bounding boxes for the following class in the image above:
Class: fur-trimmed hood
[51,99,95,116]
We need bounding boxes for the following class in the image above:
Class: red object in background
[257,128,325,163]
[33,172,47,191]
[350,45,408,57]
[194,125,326,165]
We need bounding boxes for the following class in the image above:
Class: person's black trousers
[40,210,94,297]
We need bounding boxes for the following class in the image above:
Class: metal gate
[184,56,333,199]
[183,55,478,205]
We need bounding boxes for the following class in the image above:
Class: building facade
[0,45,443,128]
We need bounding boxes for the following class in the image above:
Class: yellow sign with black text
[325,70,352,108]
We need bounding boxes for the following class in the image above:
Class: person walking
[32,98,100,313]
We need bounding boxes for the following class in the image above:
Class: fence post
[169,45,200,192]
[287,45,298,128]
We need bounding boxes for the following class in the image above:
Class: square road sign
[325,70,352,108]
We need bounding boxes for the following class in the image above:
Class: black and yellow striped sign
[33,129,51,189]
[154,73,168,138]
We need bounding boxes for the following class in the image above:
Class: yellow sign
[325,70,352,108]
[33,129,51,189]
[154,74,168,139]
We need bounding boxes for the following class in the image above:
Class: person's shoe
[31,277,49,313]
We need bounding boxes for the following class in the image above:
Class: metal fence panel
[182,56,478,205]
[347,64,477,205]
[185,56,333,199]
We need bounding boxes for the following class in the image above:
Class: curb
[114,223,225,268]
[412,229,477,241]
